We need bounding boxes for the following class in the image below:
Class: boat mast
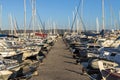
[72,11,75,32]
[53,22,56,34]
[110,5,113,29]
[13,18,17,36]
[76,18,79,33]
[75,7,78,33]
[118,11,120,29]
[102,0,105,30]
[80,0,83,33]
[24,0,27,37]
[0,5,2,32]
[32,0,36,34]
[96,17,99,33]
[8,14,12,34]
[81,0,83,18]
[71,0,81,32]
[9,14,13,35]
[68,16,70,33]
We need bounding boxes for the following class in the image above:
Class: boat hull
[0,70,13,80]
[4,52,23,63]
[101,69,120,80]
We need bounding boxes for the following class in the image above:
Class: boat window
[88,39,95,43]
[95,46,100,48]
[13,42,16,45]
[110,53,116,56]
[88,46,94,48]
[80,45,86,47]
[103,63,106,66]
[6,42,12,46]
[0,61,3,64]
[80,38,89,42]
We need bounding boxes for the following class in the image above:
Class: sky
[0,0,120,30]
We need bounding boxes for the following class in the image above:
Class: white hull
[0,70,13,80]
[98,60,119,80]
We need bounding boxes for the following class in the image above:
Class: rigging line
[30,0,45,33]
[36,11,44,31]
[71,0,81,32]
[13,17,18,35]
[14,17,23,34]
[14,18,20,32]
[77,11,86,32]
[109,2,118,30]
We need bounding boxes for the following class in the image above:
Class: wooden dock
[30,38,90,80]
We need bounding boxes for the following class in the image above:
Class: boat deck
[30,38,90,80]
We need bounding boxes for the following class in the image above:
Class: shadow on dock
[64,61,76,65]
[60,55,73,59]
[65,68,83,75]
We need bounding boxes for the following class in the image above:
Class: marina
[30,38,90,80]
[0,0,120,80]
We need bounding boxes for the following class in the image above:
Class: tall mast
[71,0,81,32]
[72,11,75,32]
[68,16,70,32]
[76,18,79,33]
[9,14,13,35]
[81,0,83,18]
[110,6,113,29]
[24,0,27,37]
[118,11,120,29]
[8,14,12,34]
[13,18,17,36]
[32,0,36,34]
[96,17,99,33]
[0,5,2,32]
[75,7,78,33]
[80,0,83,33]
[53,22,55,34]
[102,0,105,30]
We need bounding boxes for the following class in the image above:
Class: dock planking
[30,38,90,80]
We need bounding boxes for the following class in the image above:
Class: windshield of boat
[6,41,17,47]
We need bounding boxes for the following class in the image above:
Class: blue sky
[0,0,120,30]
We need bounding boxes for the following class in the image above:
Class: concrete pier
[30,38,90,80]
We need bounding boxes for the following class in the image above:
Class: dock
[30,38,90,80]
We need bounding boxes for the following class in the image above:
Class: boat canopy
[35,32,47,38]
[0,34,18,38]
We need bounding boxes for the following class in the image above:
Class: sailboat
[98,60,120,80]
[0,56,25,80]
[0,39,23,63]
